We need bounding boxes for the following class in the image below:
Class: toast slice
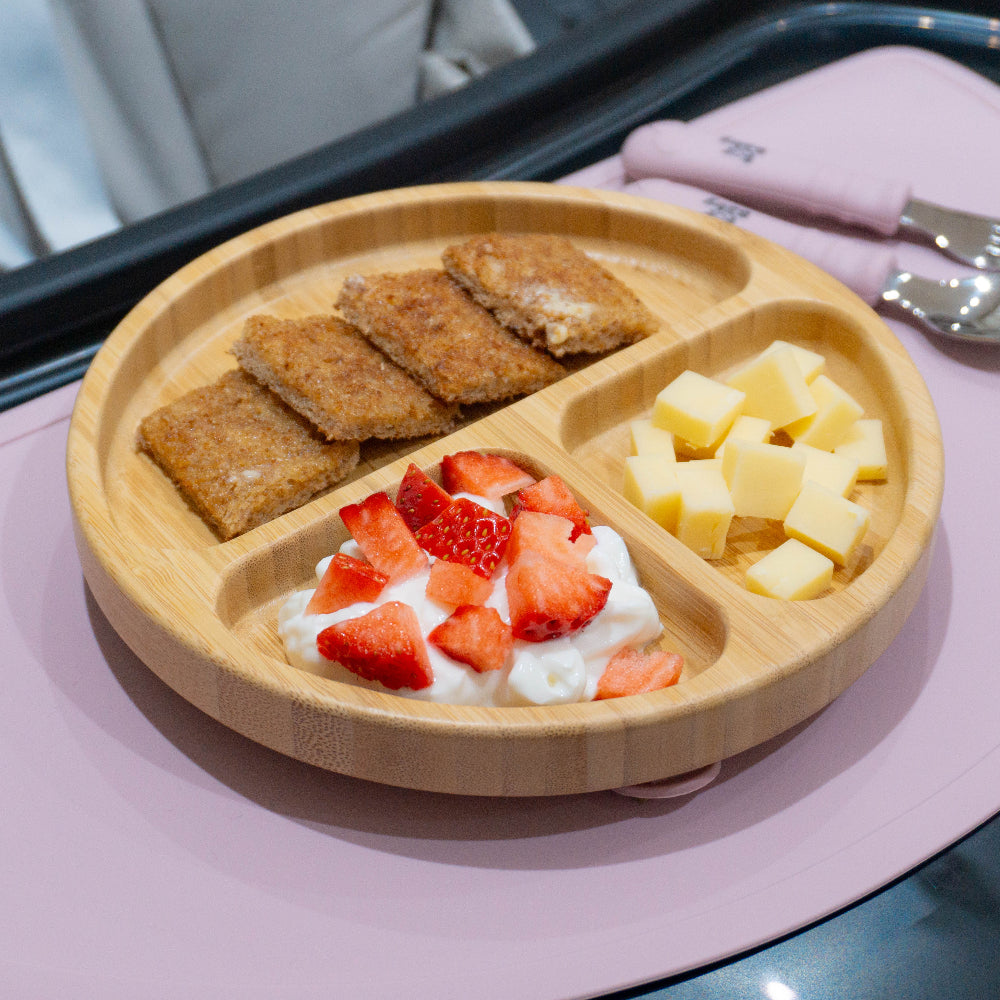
[336,269,565,404]
[441,232,659,356]
[231,313,459,440]
[137,369,359,540]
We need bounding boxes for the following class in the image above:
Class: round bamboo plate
[66,181,943,796]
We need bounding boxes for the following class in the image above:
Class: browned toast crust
[441,232,659,356]
[336,269,565,404]
[137,369,359,540]
[231,314,459,440]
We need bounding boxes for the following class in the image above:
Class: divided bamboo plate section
[66,182,943,796]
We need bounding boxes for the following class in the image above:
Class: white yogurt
[278,518,662,707]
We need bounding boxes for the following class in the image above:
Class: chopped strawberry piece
[415,498,511,579]
[425,558,494,607]
[428,605,513,672]
[573,532,598,561]
[395,463,452,532]
[507,509,586,568]
[316,601,433,690]
[595,647,683,699]
[305,553,389,615]
[440,450,536,500]
[505,552,611,642]
[339,491,428,582]
[513,474,592,540]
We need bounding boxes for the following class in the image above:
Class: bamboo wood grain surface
[66,181,943,796]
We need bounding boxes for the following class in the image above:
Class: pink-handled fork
[621,119,1000,270]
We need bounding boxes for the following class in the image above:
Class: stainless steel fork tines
[899,199,1000,271]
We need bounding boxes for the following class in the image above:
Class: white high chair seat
[2,0,535,259]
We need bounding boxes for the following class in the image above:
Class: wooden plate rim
[65,181,945,791]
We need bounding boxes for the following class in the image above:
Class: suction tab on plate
[612,760,722,799]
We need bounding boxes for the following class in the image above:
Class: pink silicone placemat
[4,46,1000,1000]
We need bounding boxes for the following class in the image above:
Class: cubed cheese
[791,441,860,497]
[725,343,816,429]
[623,455,681,532]
[723,440,806,520]
[746,538,834,600]
[629,419,676,458]
[675,460,735,559]
[714,414,772,460]
[715,426,771,483]
[652,370,744,450]
[760,339,826,382]
[835,418,888,480]
[783,374,865,450]
[783,482,871,565]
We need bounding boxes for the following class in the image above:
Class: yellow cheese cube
[723,440,805,519]
[675,460,734,559]
[791,441,860,497]
[623,455,681,532]
[835,418,888,480]
[784,374,865,450]
[629,419,676,459]
[746,538,834,600]
[761,339,826,382]
[715,416,771,483]
[652,370,744,450]
[692,457,724,473]
[714,414,772,459]
[783,482,871,565]
[724,343,816,429]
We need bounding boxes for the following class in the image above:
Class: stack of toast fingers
[138,232,659,540]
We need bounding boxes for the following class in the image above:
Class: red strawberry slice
[316,601,433,691]
[595,647,683,699]
[394,463,452,532]
[573,532,597,561]
[305,553,389,615]
[425,558,494,607]
[513,474,592,540]
[339,491,428,582]
[428,605,513,672]
[440,450,536,500]
[414,497,511,579]
[507,509,587,568]
[505,552,611,642]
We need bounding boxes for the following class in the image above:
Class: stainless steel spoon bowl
[881,270,1000,343]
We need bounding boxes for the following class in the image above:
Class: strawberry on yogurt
[279,453,678,706]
